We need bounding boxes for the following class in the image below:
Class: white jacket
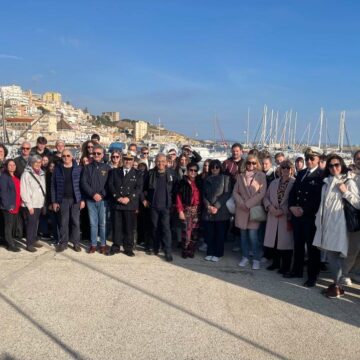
[20,166,46,209]
[313,174,360,257]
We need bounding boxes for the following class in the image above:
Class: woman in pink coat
[233,155,267,270]
[263,160,295,275]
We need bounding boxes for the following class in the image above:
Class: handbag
[343,198,360,232]
[250,205,267,222]
[226,195,236,214]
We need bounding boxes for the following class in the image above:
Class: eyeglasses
[93,152,102,155]
[111,155,120,159]
[246,161,257,166]
[62,154,72,158]
[281,166,290,170]
[142,152,149,155]
[87,145,94,148]
[305,156,315,161]
[328,163,341,169]
[188,169,198,173]
[22,147,30,150]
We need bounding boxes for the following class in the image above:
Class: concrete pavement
[0,241,359,360]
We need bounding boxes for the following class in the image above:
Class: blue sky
[1,0,360,144]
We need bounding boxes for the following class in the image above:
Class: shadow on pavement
[0,292,86,360]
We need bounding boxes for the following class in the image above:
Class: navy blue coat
[0,173,18,211]
[80,161,111,200]
[51,161,83,204]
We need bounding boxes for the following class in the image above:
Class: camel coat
[263,178,295,250]
[233,171,267,230]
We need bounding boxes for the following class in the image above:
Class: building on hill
[43,92,62,105]
[102,112,120,122]
[134,121,148,141]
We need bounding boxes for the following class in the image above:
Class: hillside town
[0,84,196,147]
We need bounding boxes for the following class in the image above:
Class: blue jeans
[241,229,260,261]
[86,200,106,246]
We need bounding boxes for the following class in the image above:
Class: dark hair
[37,136,47,145]
[324,154,348,177]
[319,154,327,162]
[176,152,189,169]
[81,140,94,157]
[91,133,100,141]
[275,152,285,159]
[295,156,304,163]
[231,142,243,151]
[3,159,16,176]
[186,162,199,171]
[262,155,272,163]
[248,148,259,157]
[353,149,360,161]
[0,143,8,157]
[209,159,223,173]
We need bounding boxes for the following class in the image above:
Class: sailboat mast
[247,108,250,146]
[318,107,324,149]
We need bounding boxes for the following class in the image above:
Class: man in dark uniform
[287,147,325,287]
[107,152,143,256]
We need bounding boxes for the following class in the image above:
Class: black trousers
[2,210,18,247]
[59,198,81,246]
[137,205,151,247]
[268,247,293,273]
[150,208,172,254]
[112,210,136,252]
[292,216,320,281]
[204,220,229,257]
[22,208,41,247]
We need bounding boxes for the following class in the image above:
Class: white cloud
[59,37,80,48]
[0,54,22,60]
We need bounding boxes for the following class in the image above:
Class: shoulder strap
[29,171,45,197]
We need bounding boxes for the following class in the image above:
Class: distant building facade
[102,112,120,122]
[134,121,148,140]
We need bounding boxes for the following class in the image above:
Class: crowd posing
[0,134,360,300]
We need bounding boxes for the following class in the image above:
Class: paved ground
[0,241,359,360]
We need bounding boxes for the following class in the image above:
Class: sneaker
[238,257,249,267]
[232,246,241,252]
[260,257,268,264]
[252,260,260,270]
[339,276,352,286]
[199,243,208,252]
[204,255,213,261]
[211,256,221,262]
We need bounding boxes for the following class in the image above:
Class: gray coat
[202,174,231,222]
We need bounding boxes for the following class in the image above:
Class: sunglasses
[246,161,257,166]
[281,166,290,170]
[212,165,220,169]
[22,147,31,150]
[305,156,315,161]
[87,145,94,148]
[62,154,72,158]
[93,152,102,156]
[188,169,198,173]
[111,155,120,159]
[142,152,149,155]
[328,163,341,169]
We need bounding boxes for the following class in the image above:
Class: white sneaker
[339,276,352,286]
[238,257,249,267]
[252,260,260,270]
[232,246,241,252]
[199,243,208,252]
[204,255,213,261]
[211,256,221,262]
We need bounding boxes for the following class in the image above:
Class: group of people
[0,135,359,299]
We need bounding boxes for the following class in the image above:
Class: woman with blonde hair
[233,154,267,269]
[263,160,295,274]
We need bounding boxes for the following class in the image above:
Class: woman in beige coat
[233,155,267,270]
[263,160,295,275]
